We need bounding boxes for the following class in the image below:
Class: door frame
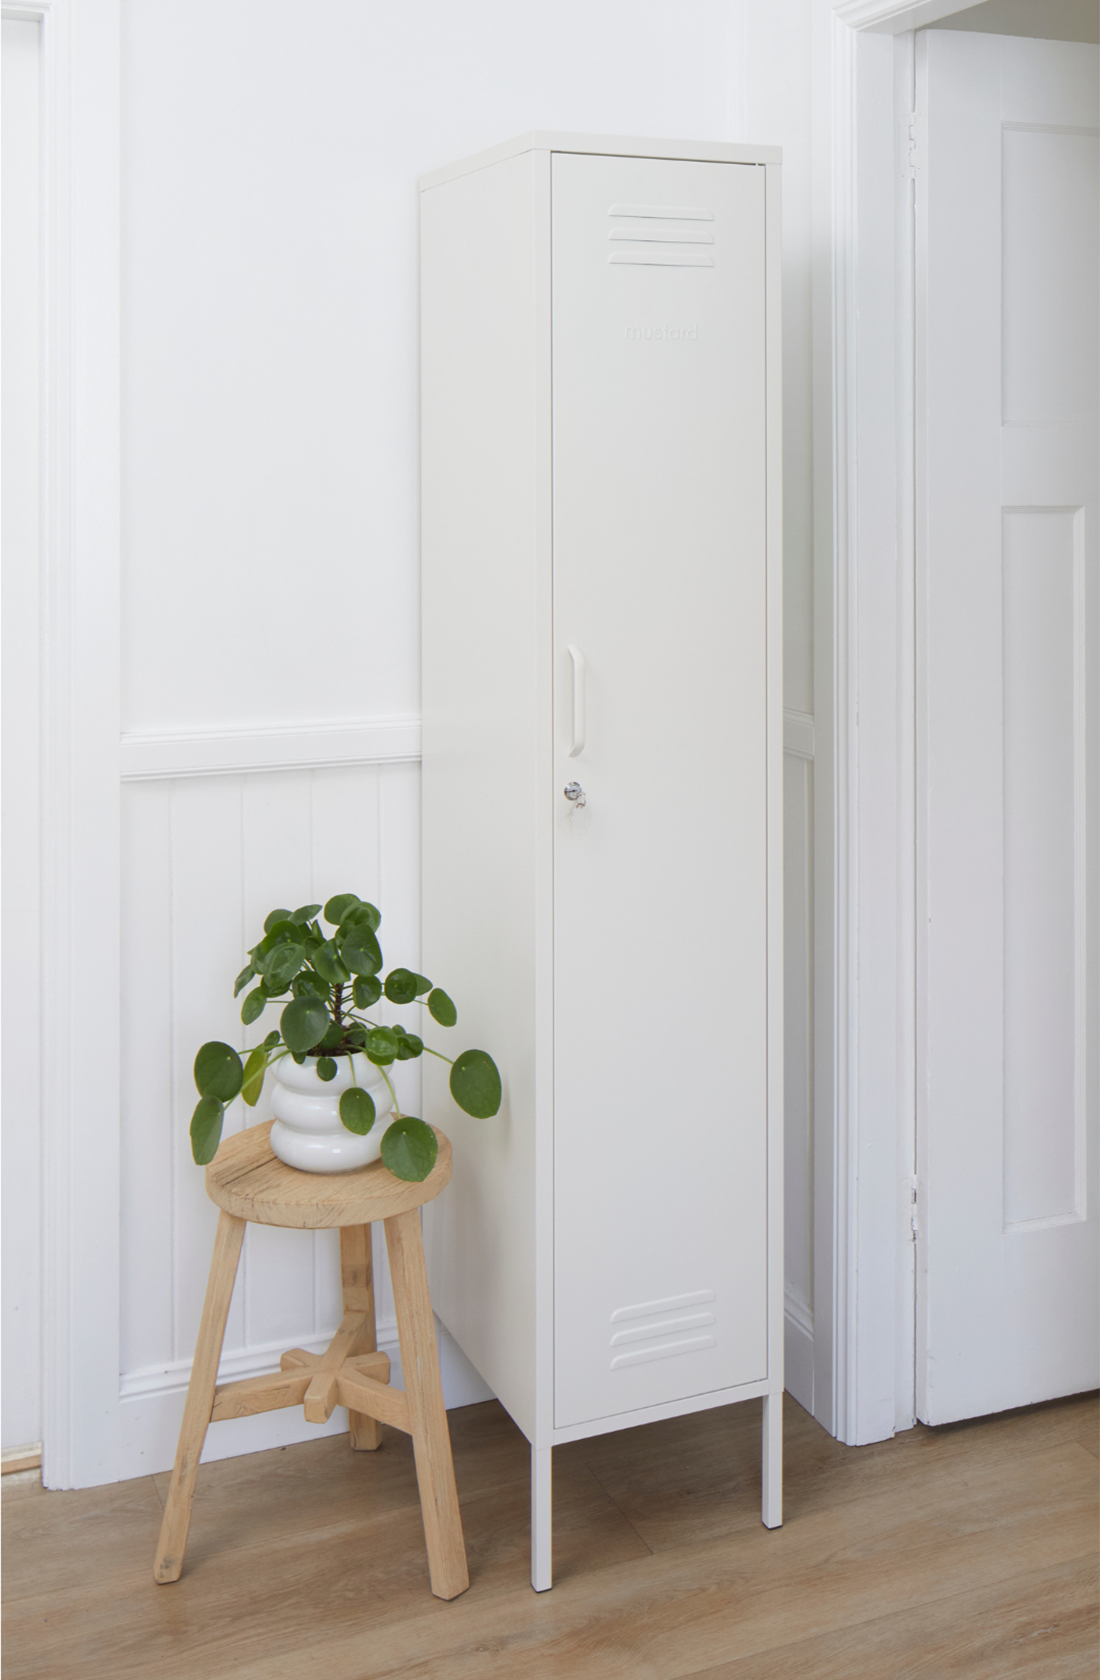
[818,0,979,1444]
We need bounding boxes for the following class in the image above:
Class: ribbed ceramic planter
[268,1053,393,1174]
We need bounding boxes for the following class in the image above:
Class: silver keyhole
[563,781,587,808]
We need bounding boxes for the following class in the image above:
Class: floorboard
[3,1391,1096,1680]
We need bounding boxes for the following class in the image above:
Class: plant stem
[380,1065,401,1120]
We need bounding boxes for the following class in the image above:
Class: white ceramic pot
[268,1052,393,1174]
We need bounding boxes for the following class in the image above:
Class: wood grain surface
[205,1122,452,1229]
[4,1389,1096,1679]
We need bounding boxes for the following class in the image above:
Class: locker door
[551,151,770,1428]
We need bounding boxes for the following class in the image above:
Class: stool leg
[384,1208,469,1600]
[340,1223,381,1451]
[154,1211,246,1583]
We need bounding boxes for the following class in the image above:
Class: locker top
[419,132,782,193]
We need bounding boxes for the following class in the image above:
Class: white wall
[5,0,823,1467]
[1,15,44,1454]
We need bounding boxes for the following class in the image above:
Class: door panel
[550,152,769,1428]
[918,31,1099,1424]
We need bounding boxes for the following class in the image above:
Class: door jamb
[821,0,974,1445]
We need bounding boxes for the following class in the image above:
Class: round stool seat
[206,1119,452,1229]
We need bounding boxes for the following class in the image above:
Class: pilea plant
[190,892,501,1181]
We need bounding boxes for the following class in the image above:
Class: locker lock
[563,781,587,808]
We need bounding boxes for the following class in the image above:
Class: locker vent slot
[611,1289,715,1322]
[610,249,714,268]
[608,205,716,268]
[610,1336,716,1371]
[610,223,714,245]
[608,204,714,220]
[608,1291,717,1370]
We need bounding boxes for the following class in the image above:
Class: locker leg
[531,1445,553,1591]
[761,1390,783,1529]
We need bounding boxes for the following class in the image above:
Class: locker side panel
[551,153,770,1427]
[420,152,551,1443]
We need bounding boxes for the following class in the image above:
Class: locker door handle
[567,645,586,758]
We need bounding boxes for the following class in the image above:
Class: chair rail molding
[5,0,126,1488]
[119,716,422,780]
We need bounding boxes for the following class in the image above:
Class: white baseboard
[784,1289,814,1414]
[112,1318,494,1484]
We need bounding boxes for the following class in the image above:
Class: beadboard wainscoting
[116,726,490,1480]
[783,709,815,1413]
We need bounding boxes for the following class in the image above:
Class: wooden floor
[3,1389,1097,1679]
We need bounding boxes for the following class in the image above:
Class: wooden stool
[153,1121,468,1600]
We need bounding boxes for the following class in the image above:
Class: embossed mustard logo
[625,325,698,341]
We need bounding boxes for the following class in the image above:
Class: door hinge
[907,1174,920,1239]
[906,112,921,179]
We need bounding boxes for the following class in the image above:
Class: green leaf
[257,921,300,958]
[381,1117,438,1182]
[323,893,360,925]
[365,1026,399,1065]
[264,908,293,934]
[261,974,292,999]
[293,971,330,1001]
[241,986,267,1026]
[233,965,255,998]
[352,975,382,1009]
[339,1086,376,1135]
[316,1056,337,1082]
[449,1049,502,1118]
[280,995,330,1054]
[190,1095,225,1165]
[262,1029,281,1048]
[318,1021,344,1050]
[313,939,351,985]
[340,900,381,933]
[427,988,457,1028]
[384,967,431,1005]
[194,1041,244,1102]
[338,926,383,978]
[290,903,322,924]
[241,1046,268,1107]
[395,1029,424,1061]
[266,942,305,987]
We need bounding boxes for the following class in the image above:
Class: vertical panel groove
[1073,509,1088,1219]
[238,774,249,1348]
[168,783,178,1361]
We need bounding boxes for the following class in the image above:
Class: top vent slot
[608,203,714,221]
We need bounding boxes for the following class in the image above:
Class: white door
[550,153,770,1429]
[917,30,1099,1424]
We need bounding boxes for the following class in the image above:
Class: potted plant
[189,892,501,1181]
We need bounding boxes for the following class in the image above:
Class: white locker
[419,133,783,1591]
